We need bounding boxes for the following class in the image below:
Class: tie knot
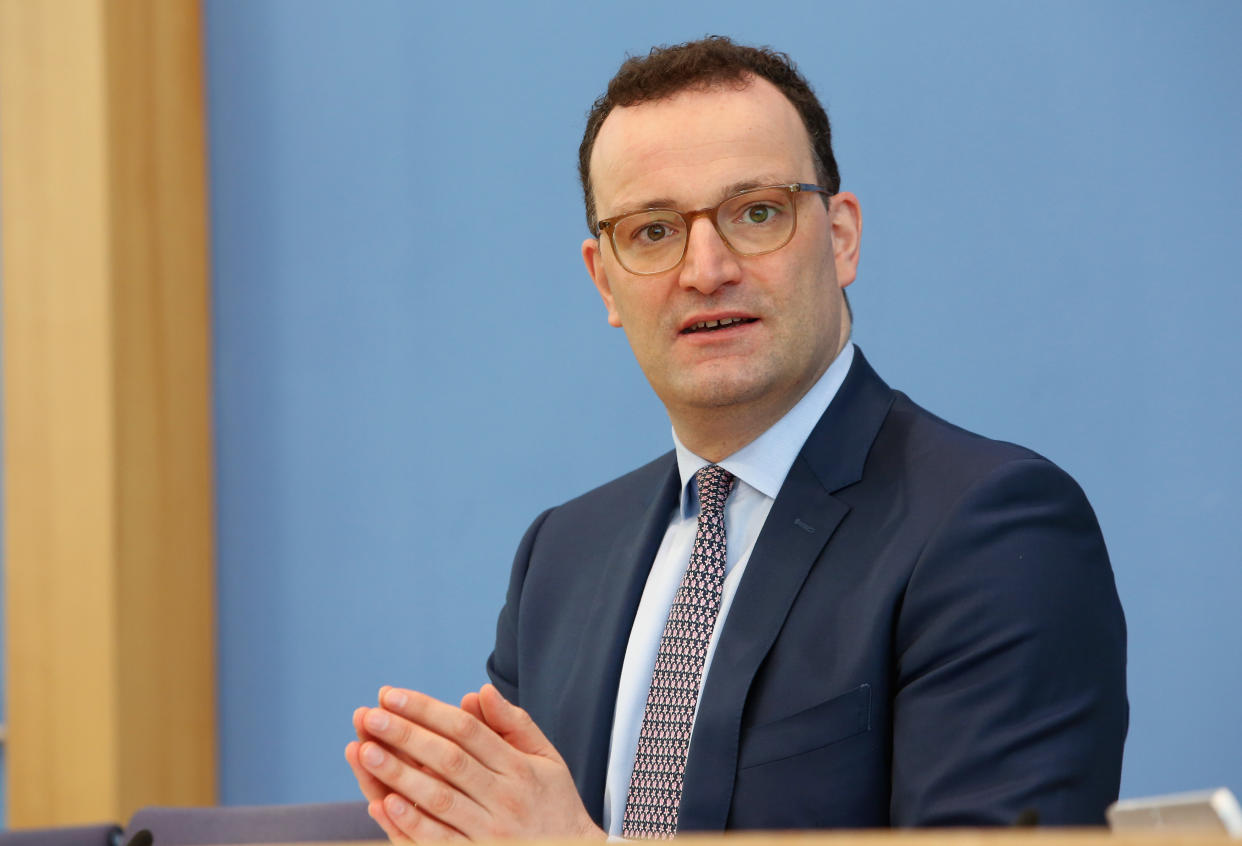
[694,464,735,517]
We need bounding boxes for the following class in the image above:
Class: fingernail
[385,690,407,709]
[387,796,409,817]
[365,710,390,732]
[361,744,385,767]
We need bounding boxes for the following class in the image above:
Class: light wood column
[1,0,217,826]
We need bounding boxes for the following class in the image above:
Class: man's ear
[582,237,624,328]
[829,191,862,289]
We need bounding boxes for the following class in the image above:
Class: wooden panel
[104,0,218,815]
[0,0,119,823]
[218,835,1241,846]
[1,0,216,827]
[676,836,1237,846]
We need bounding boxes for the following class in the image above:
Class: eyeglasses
[595,183,833,276]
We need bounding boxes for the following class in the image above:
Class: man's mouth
[681,317,758,334]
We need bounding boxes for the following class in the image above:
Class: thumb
[478,683,560,759]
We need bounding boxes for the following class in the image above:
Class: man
[346,37,1127,841]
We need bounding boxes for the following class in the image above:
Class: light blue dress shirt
[601,341,856,836]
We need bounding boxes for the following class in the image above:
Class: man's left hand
[347,683,606,842]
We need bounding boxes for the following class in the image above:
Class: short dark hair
[578,35,840,234]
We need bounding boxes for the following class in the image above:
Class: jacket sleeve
[485,507,553,706]
[890,457,1128,826]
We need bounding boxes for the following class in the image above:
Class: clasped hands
[346,683,606,843]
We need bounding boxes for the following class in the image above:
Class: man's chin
[666,374,772,411]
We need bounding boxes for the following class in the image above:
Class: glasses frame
[595,182,834,276]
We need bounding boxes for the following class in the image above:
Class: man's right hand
[346,685,604,844]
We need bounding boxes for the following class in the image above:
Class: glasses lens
[717,188,797,255]
[612,210,686,273]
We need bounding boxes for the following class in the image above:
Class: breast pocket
[738,683,872,769]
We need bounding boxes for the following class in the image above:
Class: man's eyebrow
[608,196,680,218]
[607,177,792,219]
[718,177,787,198]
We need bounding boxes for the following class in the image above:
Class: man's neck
[670,379,822,464]
[670,338,853,464]
[673,413,779,465]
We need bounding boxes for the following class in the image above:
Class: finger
[359,740,491,835]
[477,684,560,760]
[359,705,425,771]
[459,692,483,722]
[359,688,397,742]
[379,688,516,773]
[382,793,468,842]
[363,707,499,804]
[366,798,412,844]
[346,741,389,805]
[355,706,375,742]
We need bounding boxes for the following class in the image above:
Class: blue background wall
[202,0,1241,808]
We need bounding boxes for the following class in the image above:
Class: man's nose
[677,218,741,295]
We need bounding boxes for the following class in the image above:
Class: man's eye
[743,204,777,224]
[637,223,671,242]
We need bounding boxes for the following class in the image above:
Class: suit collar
[798,345,896,494]
[671,341,858,507]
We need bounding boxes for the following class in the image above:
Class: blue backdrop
[202,0,1241,809]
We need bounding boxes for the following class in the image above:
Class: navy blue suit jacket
[487,349,1127,830]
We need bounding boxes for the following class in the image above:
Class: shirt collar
[672,341,855,516]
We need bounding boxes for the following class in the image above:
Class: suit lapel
[679,348,896,831]
[555,456,681,824]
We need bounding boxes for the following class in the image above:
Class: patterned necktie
[623,464,736,839]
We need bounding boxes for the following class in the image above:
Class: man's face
[582,78,861,434]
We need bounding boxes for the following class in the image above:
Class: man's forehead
[590,77,816,215]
